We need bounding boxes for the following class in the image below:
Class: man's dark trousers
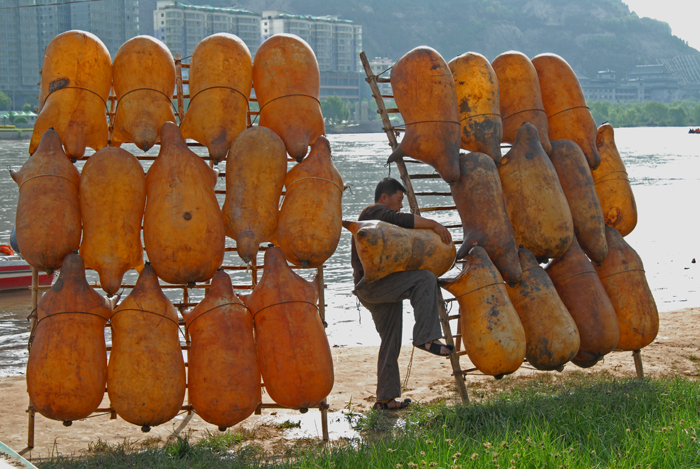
[354,270,443,401]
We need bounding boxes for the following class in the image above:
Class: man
[351,177,454,411]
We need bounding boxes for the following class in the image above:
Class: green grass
[38,373,700,468]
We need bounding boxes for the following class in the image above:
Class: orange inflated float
[181,33,252,163]
[253,34,324,161]
[492,51,551,154]
[244,247,333,409]
[278,137,343,268]
[343,220,455,284]
[549,139,608,263]
[388,46,461,183]
[452,152,521,284]
[223,126,287,264]
[498,123,573,259]
[440,246,526,378]
[79,146,146,296]
[30,30,111,160]
[112,36,176,151]
[182,271,260,431]
[532,53,601,169]
[107,264,186,430]
[27,254,112,424]
[448,52,503,165]
[506,248,580,371]
[593,124,638,236]
[11,129,81,274]
[546,237,620,368]
[595,226,658,351]
[144,122,224,284]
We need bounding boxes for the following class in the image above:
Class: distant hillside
[206,0,700,78]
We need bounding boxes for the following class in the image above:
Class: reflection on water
[0,127,698,377]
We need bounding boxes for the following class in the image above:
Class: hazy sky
[623,0,700,51]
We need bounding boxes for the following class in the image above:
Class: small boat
[0,245,53,291]
[689,128,700,134]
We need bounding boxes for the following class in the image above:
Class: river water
[0,128,698,377]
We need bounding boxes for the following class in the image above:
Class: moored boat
[0,254,53,291]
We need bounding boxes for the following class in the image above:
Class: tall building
[0,0,141,108]
[153,1,261,58]
[261,10,362,72]
[369,57,394,96]
[0,0,40,108]
[70,0,140,56]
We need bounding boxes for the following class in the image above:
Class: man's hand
[413,215,453,245]
[432,223,452,245]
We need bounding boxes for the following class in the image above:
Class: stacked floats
[18,31,339,430]
[346,46,656,379]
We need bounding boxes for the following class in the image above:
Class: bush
[22,103,33,112]
[13,116,28,124]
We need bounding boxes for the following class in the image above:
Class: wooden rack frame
[23,54,329,454]
[359,51,645,406]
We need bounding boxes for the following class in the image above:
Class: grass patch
[37,373,700,468]
[275,420,302,430]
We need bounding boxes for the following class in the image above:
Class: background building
[261,10,362,72]
[154,1,261,59]
[0,0,140,109]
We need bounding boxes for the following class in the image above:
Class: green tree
[692,104,700,125]
[589,101,609,124]
[13,116,28,124]
[22,103,33,112]
[667,106,687,126]
[642,101,668,125]
[0,91,10,111]
[320,96,349,124]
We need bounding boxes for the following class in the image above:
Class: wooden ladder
[360,52,469,404]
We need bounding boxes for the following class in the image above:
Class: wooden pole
[174,54,185,124]
[438,290,468,403]
[27,267,39,450]
[632,350,644,378]
[320,400,329,441]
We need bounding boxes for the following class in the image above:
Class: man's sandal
[416,341,454,357]
[373,398,411,411]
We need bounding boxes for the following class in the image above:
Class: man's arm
[413,215,452,245]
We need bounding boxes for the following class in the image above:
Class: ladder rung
[448,315,460,320]
[408,174,441,179]
[386,108,400,113]
[420,205,457,212]
[414,192,452,196]
[456,351,469,357]
[376,77,391,83]
[381,94,393,98]
[443,224,463,229]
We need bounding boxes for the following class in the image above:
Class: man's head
[374,177,407,211]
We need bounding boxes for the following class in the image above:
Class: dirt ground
[1,307,698,463]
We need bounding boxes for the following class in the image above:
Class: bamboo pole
[633,350,644,378]
[174,54,185,124]
[27,267,38,450]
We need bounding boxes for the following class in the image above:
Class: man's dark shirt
[351,203,415,285]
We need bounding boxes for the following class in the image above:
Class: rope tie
[404,120,460,126]
[45,85,108,110]
[186,86,249,111]
[502,108,546,121]
[547,105,590,120]
[459,112,501,123]
[36,310,110,326]
[185,301,251,329]
[451,281,506,300]
[252,300,318,318]
[594,171,630,185]
[110,308,181,328]
[19,174,79,191]
[257,93,320,114]
[598,268,645,281]
[549,269,597,285]
[286,177,343,193]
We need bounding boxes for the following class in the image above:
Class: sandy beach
[0,307,697,463]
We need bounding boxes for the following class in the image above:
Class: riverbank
[2,307,697,463]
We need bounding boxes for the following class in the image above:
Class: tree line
[589,100,700,127]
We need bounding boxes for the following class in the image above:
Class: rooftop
[159,1,258,16]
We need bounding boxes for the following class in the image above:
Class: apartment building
[153,1,261,59]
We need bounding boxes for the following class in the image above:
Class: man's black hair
[374,177,407,202]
